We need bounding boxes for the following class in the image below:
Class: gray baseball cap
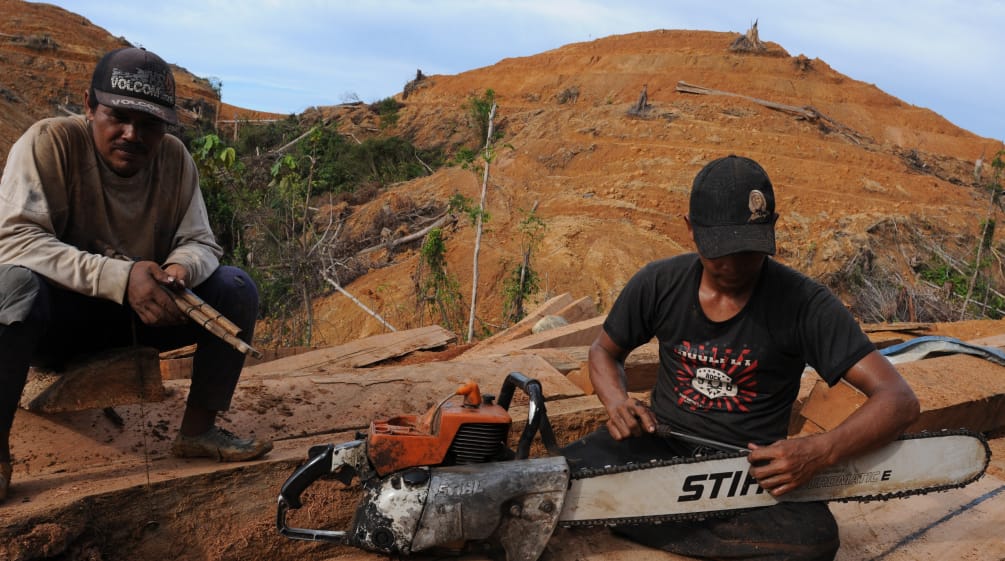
[90,47,178,124]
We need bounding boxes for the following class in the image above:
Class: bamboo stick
[176,289,242,336]
[160,286,262,358]
[101,247,263,358]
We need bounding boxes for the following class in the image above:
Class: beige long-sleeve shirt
[0,115,222,304]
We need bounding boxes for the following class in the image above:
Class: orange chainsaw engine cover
[366,382,512,476]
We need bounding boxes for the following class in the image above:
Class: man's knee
[0,266,44,325]
[196,266,258,328]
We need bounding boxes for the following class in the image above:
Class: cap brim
[692,222,776,259]
[93,90,178,125]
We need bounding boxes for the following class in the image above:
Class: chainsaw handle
[498,371,561,458]
[279,443,334,509]
[277,443,354,543]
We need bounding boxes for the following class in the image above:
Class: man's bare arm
[748,350,920,496]
[588,331,658,439]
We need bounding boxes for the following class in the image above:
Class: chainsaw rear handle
[277,443,352,542]
[498,371,560,458]
[280,443,334,509]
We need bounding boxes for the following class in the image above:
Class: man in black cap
[0,47,271,503]
[562,155,920,560]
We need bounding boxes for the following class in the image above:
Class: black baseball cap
[90,47,178,124]
[688,155,777,259]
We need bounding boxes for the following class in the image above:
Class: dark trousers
[560,428,840,561]
[0,265,259,432]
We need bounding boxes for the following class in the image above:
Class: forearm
[816,382,919,466]
[588,334,656,438]
[0,223,131,303]
[588,341,629,411]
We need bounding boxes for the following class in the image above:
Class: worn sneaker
[171,427,273,462]
[0,462,11,503]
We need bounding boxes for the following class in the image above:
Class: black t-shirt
[603,254,874,447]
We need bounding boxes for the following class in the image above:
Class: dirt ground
[2,2,1005,560]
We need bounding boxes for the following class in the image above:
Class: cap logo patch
[109,66,174,106]
[748,190,769,222]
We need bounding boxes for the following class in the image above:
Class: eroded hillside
[304,30,1000,345]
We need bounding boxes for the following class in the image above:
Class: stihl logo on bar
[678,470,764,501]
[678,468,896,501]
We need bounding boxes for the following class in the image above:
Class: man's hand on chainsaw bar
[127,260,188,326]
[606,396,657,440]
[746,434,833,497]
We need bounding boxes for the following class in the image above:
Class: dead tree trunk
[467,103,497,342]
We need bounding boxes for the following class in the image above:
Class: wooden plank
[566,364,594,394]
[552,295,598,325]
[900,354,1005,433]
[241,324,456,378]
[624,342,659,391]
[509,347,586,374]
[861,322,932,333]
[522,296,597,338]
[470,292,575,349]
[793,379,865,433]
[968,333,1005,348]
[464,315,606,357]
[20,346,164,413]
[0,390,607,554]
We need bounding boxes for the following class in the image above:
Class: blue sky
[45,1,1005,140]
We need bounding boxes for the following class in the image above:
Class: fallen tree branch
[355,212,456,257]
[676,81,816,118]
[414,151,434,174]
[272,126,318,155]
[322,273,397,332]
[675,81,872,145]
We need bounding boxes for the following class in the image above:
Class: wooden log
[241,325,457,378]
[861,322,932,334]
[463,315,606,357]
[552,295,599,325]
[20,346,165,413]
[795,353,1005,435]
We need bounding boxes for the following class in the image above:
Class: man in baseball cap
[563,155,919,560]
[0,47,271,503]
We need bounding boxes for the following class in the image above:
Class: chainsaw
[276,372,990,561]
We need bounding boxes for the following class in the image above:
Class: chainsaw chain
[559,429,991,528]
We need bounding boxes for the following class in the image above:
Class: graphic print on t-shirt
[673,341,758,412]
